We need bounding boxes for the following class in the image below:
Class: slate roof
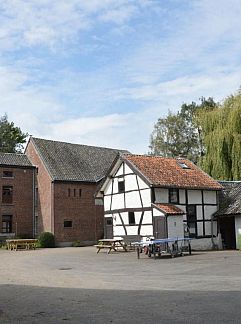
[215,181,241,217]
[152,203,185,215]
[30,137,128,182]
[0,152,33,168]
[123,154,222,190]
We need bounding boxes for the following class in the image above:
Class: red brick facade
[26,139,104,244]
[0,166,34,238]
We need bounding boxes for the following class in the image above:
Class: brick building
[0,153,35,239]
[25,137,127,245]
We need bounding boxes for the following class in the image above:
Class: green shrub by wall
[39,232,55,248]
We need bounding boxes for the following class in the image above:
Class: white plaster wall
[113,225,126,237]
[154,188,169,203]
[188,190,202,204]
[111,193,125,210]
[127,226,139,235]
[167,216,184,238]
[204,205,217,220]
[142,211,152,223]
[115,163,124,176]
[203,190,217,204]
[136,176,149,190]
[104,195,111,211]
[125,174,138,191]
[112,178,119,194]
[190,236,219,250]
[204,221,212,236]
[140,189,151,207]
[105,180,113,195]
[197,222,203,236]
[124,164,133,174]
[196,205,203,220]
[140,225,153,236]
[125,191,142,208]
[153,207,165,217]
[179,189,186,204]
[235,216,241,249]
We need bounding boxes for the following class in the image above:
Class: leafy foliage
[149,98,217,163]
[38,232,55,248]
[199,90,241,180]
[0,114,28,153]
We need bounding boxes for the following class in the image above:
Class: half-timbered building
[96,154,223,250]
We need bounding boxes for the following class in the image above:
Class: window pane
[118,181,125,193]
[169,189,178,203]
[128,212,135,225]
[2,186,13,204]
[64,220,72,228]
[3,171,13,178]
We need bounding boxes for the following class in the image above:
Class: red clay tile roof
[153,203,185,215]
[123,155,222,190]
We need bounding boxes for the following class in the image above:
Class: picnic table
[6,239,38,251]
[95,238,128,254]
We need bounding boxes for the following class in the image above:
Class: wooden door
[153,217,166,239]
[105,217,113,239]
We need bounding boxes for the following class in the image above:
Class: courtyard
[1,247,241,323]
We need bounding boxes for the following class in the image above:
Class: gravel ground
[0,247,241,323]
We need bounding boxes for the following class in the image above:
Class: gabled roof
[0,152,33,168]
[123,154,222,190]
[215,181,241,217]
[152,203,185,215]
[30,137,128,182]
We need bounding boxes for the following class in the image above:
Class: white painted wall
[167,216,184,238]
[204,205,217,220]
[196,205,203,220]
[188,190,202,204]
[235,216,241,249]
[154,188,169,203]
[203,190,217,204]
[104,195,111,211]
[140,189,152,207]
[115,163,124,176]
[111,193,125,210]
[125,191,142,208]
[179,190,186,204]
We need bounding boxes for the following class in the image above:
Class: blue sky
[0,0,241,153]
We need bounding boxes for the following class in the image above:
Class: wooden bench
[94,244,114,254]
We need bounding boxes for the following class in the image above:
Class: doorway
[104,217,113,239]
[219,216,236,249]
[153,217,166,239]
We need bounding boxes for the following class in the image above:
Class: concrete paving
[0,247,241,323]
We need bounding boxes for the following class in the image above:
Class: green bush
[72,240,84,247]
[38,232,55,248]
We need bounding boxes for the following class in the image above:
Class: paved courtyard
[1,247,241,323]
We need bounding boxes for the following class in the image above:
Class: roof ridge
[32,137,128,153]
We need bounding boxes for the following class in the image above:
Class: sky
[0,0,241,154]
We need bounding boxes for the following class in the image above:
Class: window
[169,188,179,204]
[68,188,71,197]
[118,181,125,193]
[64,220,72,228]
[106,219,113,226]
[2,215,12,233]
[177,162,190,169]
[79,189,82,197]
[3,171,13,178]
[186,205,197,238]
[73,189,76,197]
[128,212,135,225]
[2,186,13,204]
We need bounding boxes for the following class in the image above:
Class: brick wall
[26,139,105,243]
[54,182,104,243]
[0,166,34,237]
[25,140,53,235]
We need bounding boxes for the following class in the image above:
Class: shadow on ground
[0,284,241,323]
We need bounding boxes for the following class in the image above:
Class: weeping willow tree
[199,90,241,180]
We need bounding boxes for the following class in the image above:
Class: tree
[199,90,241,180]
[149,98,218,163]
[0,114,28,153]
